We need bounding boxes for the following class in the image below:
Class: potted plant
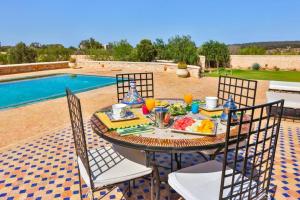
[176,62,189,78]
[69,57,76,68]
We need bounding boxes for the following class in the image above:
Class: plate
[155,100,169,108]
[170,118,218,136]
[200,105,223,112]
[106,111,138,122]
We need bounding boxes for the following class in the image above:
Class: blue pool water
[0,74,116,109]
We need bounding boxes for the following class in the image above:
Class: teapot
[122,80,144,107]
[220,95,238,123]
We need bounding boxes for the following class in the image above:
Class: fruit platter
[170,116,217,136]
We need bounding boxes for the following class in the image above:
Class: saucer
[200,105,223,112]
[106,111,138,122]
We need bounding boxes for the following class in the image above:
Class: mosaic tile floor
[0,122,299,200]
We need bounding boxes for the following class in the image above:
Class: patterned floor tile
[0,122,299,199]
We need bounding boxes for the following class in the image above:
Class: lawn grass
[204,69,300,82]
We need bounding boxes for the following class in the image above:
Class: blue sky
[1,0,300,47]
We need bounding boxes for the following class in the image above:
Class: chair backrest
[219,100,284,200]
[66,89,93,188]
[116,72,154,103]
[218,76,258,108]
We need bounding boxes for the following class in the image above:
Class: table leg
[174,153,181,169]
[171,153,173,171]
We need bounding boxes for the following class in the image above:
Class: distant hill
[228,41,300,54]
[229,41,300,49]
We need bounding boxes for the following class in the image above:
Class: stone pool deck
[0,66,299,199]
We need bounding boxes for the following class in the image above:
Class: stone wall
[0,61,69,75]
[230,55,300,70]
[77,60,202,78]
[73,54,206,68]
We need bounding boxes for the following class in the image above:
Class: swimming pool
[0,74,116,109]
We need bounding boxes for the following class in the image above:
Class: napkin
[117,125,155,136]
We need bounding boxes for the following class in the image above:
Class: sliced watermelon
[173,117,195,130]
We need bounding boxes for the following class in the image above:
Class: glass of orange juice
[145,98,156,112]
[184,93,193,105]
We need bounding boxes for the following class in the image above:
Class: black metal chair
[116,72,154,102]
[169,99,284,200]
[218,75,258,108]
[199,76,259,161]
[66,88,159,199]
[115,72,177,171]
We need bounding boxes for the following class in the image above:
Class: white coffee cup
[112,103,128,118]
[205,97,218,109]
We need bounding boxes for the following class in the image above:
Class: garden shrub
[252,63,261,70]
[273,66,280,71]
[69,57,76,63]
[177,62,187,69]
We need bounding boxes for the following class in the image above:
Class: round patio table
[90,99,243,155]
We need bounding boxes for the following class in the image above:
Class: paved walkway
[0,121,299,200]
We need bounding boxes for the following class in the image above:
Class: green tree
[0,53,8,65]
[8,42,37,64]
[167,35,198,64]
[29,42,42,49]
[68,46,77,51]
[136,39,157,62]
[106,42,114,51]
[112,40,134,61]
[154,38,170,60]
[199,40,230,72]
[36,44,74,62]
[79,38,103,50]
[239,46,266,55]
[129,48,139,61]
[87,49,112,61]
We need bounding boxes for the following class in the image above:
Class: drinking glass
[145,98,155,112]
[191,102,199,114]
[184,94,193,105]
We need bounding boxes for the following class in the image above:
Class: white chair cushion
[269,81,300,92]
[168,160,263,200]
[78,146,152,188]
